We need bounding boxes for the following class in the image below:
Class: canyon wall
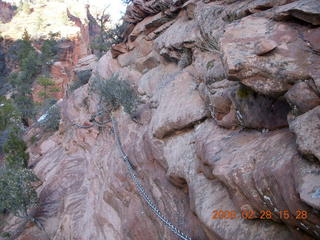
[0,0,15,23]
[7,0,320,239]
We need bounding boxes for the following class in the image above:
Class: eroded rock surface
[290,106,320,162]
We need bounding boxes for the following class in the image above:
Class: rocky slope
[0,1,98,103]
[5,0,320,239]
[0,0,15,24]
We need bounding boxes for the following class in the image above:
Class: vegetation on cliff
[91,74,139,117]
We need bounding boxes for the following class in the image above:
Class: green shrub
[3,128,29,169]
[0,232,11,238]
[91,74,139,116]
[14,94,36,120]
[30,135,38,145]
[41,37,58,67]
[8,30,33,64]
[20,50,41,79]
[68,70,92,93]
[0,167,38,218]
[0,97,20,131]
[237,84,253,99]
[91,21,126,58]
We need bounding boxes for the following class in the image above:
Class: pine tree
[37,76,59,100]
[3,129,29,169]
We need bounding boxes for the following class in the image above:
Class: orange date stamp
[211,209,309,220]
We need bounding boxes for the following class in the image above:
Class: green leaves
[3,128,29,169]
[37,75,60,100]
[68,70,92,93]
[92,74,139,116]
[40,37,58,67]
[0,168,38,218]
[0,97,21,132]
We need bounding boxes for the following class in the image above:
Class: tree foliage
[37,76,59,101]
[92,74,139,116]
[68,70,92,93]
[40,34,59,72]
[90,8,125,58]
[0,168,38,219]
[3,128,29,169]
[0,97,20,132]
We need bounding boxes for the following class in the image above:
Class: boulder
[195,120,320,238]
[254,39,278,56]
[193,49,226,84]
[273,0,320,25]
[123,0,188,24]
[150,69,208,138]
[118,35,154,68]
[294,157,320,210]
[290,106,320,161]
[221,15,320,95]
[111,43,129,58]
[160,130,293,240]
[194,2,226,50]
[285,81,320,114]
[155,10,201,61]
[199,81,290,130]
[232,85,290,130]
[92,51,121,80]
[74,54,97,72]
[129,12,173,42]
[303,27,320,53]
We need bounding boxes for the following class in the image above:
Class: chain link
[111,116,192,240]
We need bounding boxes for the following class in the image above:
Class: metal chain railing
[111,116,192,240]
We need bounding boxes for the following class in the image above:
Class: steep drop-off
[5,0,320,239]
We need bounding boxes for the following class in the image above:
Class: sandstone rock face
[290,106,320,162]
[221,15,320,95]
[31,37,91,103]
[273,0,320,25]
[150,68,208,139]
[11,1,320,239]
[285,81,320,114]
[74,54,97,73]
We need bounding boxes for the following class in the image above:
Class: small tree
[91,74,139,116]
[14,94,35,121]
[3,129,29,169]
[22,29,31,42]
[20,50,41,79]
[0,168,38,219]
[90,8,125,58]
[8,30,34,65]
[0,97,20,132]
[37,76,59,101]
[40,35,58,72]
